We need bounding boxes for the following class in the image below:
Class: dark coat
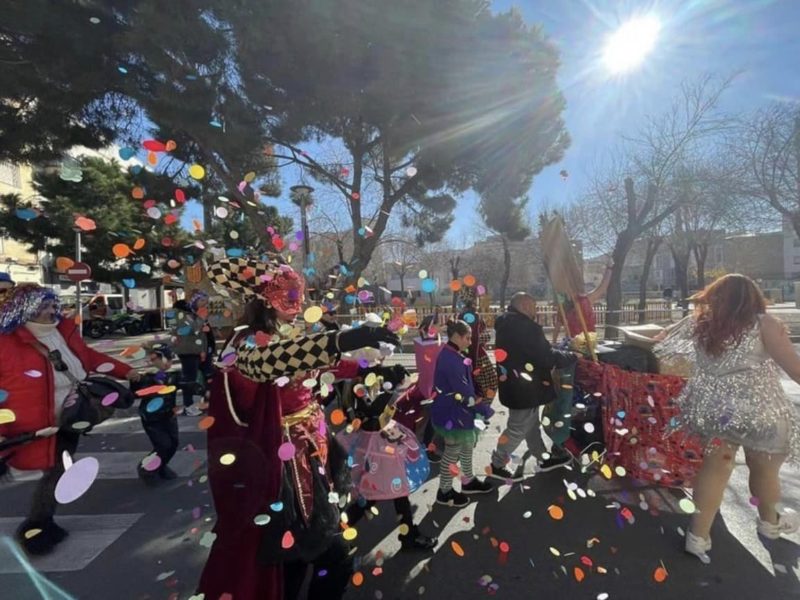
[494,307,576,409]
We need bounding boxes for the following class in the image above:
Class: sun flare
[602,16,661,74]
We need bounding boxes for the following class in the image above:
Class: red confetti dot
[494,348,508,362]
[499,541,510,553]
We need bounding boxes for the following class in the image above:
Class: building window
[0,162,22,188]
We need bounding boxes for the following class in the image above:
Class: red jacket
[0,319,131,470]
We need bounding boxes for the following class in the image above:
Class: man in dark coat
[489,292,576,481]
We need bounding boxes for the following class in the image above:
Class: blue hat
[0,273,14,284]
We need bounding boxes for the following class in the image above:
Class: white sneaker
[756,512,800,540]
[684,531,712,564]
[182,405,202,417]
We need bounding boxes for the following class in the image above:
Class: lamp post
[73,226,83,337]
[290,184,315,271]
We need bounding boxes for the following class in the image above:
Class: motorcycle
[86,311,145,339]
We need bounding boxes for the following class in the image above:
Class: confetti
[199,531,217,548]
[352,572,364,586]
[278,442,296,461]
[653,566,668,583]
[254,514,271,526]
[219,453,236,466]
[54,457,99,504]
[451,541,465,557]
[574,566,585,582]
[343,527,358,541]
[0,408,17,424]
[330,409,346,426]
[189,164,205,179]
[101,392,119,407]
[281,531,295,549]
[548,505,564,520]
[494,349,508,362]
[678,498,696,514]
[198,416,216,430]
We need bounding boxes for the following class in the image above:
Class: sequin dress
[671,316,800,461]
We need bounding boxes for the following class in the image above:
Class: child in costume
[337,354,437,551]
[130,343,181,483]
[197,256,401,600]
[432,319,495,507]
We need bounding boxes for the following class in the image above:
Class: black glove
[335,326,401,353]
[359,364,410,386]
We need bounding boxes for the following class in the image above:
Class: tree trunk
[399,272,405,294]
[450,256,460,310]
[638,237,661,324]
[670,245,691,315]
[499,235,511,310]
[604,231,636,339]
[693,243,708,289]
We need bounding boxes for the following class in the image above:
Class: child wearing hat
[130,343,181,482]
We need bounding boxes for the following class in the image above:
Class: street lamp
[290,184,315,271]
[73,226,83,337]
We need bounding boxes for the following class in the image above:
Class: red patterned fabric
[576,359,703,488]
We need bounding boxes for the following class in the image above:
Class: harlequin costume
[197,257,400,600]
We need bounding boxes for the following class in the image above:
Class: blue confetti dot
[0,389,8,404]
[118,147,136,160]
[129,165,143,175]
[270,501,284,512]
[421,278,437,293]
[117,65,128,74]
[177,325,193,336]
[122,278,136,288]
[226,248,245,257]
[616,410,626,419]
[146,397,164,413]
[209,119,223,128]
[463,312,476,324]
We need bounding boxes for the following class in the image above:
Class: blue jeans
[178,354,214,406]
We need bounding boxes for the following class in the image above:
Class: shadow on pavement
[345,470,800,600]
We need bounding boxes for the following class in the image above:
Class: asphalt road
[0,331,797,600]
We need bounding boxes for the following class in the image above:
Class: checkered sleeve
[235,332,336,382]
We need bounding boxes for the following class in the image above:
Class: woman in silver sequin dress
[667,274,800,564]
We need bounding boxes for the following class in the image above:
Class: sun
[602,16,661,74]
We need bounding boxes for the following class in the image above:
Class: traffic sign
[66,262,92,282]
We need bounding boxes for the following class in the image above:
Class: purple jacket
[432,343,494,431]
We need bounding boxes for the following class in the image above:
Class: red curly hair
[692,274,766,357]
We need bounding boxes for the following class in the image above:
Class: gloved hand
[359,364,410,386]
[335,326,401,353]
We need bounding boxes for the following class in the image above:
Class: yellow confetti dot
[24,528,43,540]
[524,363,534,372]
[303,305,323,324]
[343,527,358,541]
[549,546,561,557]
[398,523,410,536]
[243,171,256,182]
[219,453,236,466]
[600,464,613,479]
[0,408,16,425]
[679,498,696,513]
[188,164,205,179]
[364,373,377,388]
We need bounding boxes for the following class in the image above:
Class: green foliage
[0,157,190,284]
[1,0,568,282]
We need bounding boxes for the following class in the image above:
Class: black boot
[158,465,178,480]
[137,464,161,486]
[399,526,437,552]
[16,519,58,556]
[44,519,69,545]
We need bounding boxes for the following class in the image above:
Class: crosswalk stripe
[0,514,144,574]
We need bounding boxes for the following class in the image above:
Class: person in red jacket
[0,284,139,555]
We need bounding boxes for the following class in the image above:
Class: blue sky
[182,0,800,248]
